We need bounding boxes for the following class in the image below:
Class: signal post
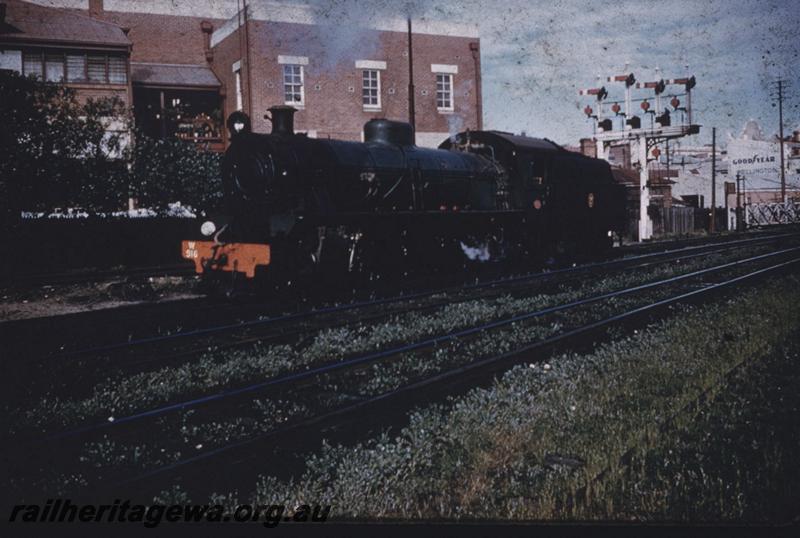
[580,71,701,241]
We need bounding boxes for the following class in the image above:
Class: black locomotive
[182,106,627,290]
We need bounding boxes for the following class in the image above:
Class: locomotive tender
[182,106,626,290]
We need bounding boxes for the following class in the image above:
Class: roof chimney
[89,0,103,18]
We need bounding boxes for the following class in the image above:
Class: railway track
[38,231,800,359]
[2,228,791,359]
[119,248,798,499]
[6,231,795,401]
[6,233,799,502]
[1,262,197,288]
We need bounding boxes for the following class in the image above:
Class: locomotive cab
[440,130,626,259]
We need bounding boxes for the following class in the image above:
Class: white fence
[746,201,800,226]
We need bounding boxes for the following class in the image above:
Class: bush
[0,70,127,221]
[124,131,223,215]
[0,70,223,222]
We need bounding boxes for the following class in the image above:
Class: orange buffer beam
[182,240,271,278]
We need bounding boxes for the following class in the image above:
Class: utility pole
[742,174,748,229]
[710,127,716,233]
[735,172,742,231]
[407,18,416,143]
[243,0,253,120]
[773,79,787,203]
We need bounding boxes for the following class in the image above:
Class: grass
[6,397,309,501]
[239,273,800,522]
[605,339,800,521]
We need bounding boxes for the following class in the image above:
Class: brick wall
[99,11,224,64]
[225,19,480,145]
[70,84,129,106]
[56,0,482,146]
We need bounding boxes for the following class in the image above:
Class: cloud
[260,0,798,144]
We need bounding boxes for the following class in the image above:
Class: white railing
[746,201,800,226]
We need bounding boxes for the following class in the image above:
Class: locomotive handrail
[212,223,229,246]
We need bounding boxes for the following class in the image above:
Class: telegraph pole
[735,172,742,231]
[774,79,787,202]
[710,127,716,233]
[407,18,416,143]
[243,0,253,120]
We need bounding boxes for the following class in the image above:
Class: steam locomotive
[182,106,627,292]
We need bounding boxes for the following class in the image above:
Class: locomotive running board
[181,240,270,278]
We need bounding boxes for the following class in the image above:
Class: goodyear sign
[727,137,785,178]
[730,154,776,167]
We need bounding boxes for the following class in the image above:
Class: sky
[26,0,800,147]
[301,0,800,147]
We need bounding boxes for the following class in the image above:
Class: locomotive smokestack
[267,105,297,135]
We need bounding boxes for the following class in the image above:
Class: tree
[0,69,224,223]
[0,69,127,223]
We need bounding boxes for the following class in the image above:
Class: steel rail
[2,263,195,287]
[44,245,800,443]
[13,232,789,406]
[48,232,797,361]
[75,236,781,375]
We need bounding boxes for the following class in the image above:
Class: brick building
[3,0,482,149]
[0,0,132,105]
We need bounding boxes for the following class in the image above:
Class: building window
[87,55,106,83]
[23,51,126,84]
[436,73,453,111]
[22,52,43,79]
[66,54,87,82]
[45,54,65,82]
[362,69,380,109]
[108,56,127,84]
[283,64,304,106]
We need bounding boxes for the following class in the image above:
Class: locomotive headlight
[607,230,613,237]
[233,122,245,132]
[201,220,217,237]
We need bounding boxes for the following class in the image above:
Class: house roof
[131,62,221,89]
[610,166,640,186]
[649,168,680,180]
[611,166,678,186]
[0,0,130,48]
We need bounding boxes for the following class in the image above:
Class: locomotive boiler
[182,106,626,291]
